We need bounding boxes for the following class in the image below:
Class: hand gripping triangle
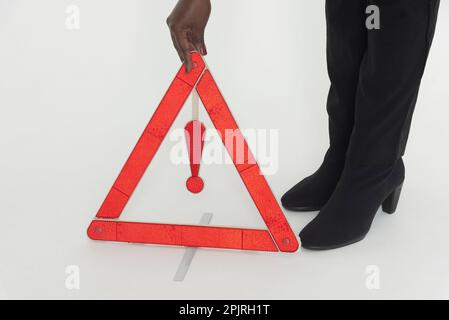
[87,53,299,253]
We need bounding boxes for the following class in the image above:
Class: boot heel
[382,184,403,214]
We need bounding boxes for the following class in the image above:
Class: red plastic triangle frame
[87,53,299,253]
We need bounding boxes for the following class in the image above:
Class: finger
[183,50,193,73]
[175,30,195,72]
[170,31,184,63]
[192,31,207,56]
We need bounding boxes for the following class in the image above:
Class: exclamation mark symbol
[185,120,206,193]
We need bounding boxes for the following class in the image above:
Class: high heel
[382,184,403,214]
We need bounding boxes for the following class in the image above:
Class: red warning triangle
[87,53,299,253]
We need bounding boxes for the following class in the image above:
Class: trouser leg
[326,0,367,157]
[347,0,440,167]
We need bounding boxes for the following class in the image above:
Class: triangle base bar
[88,220,278,252]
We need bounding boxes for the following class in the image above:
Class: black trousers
[325,0,440,168]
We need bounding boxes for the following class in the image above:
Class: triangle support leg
[196,70,299,253]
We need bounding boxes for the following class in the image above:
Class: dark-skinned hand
[167,0,211,72]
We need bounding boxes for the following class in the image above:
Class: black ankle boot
[281,150,344,211]
[299,159,405,250]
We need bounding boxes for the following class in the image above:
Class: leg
[300,0,440,250]
[282,0,367,211]
[349,0,440,166]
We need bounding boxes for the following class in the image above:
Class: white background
[0,0,448,299]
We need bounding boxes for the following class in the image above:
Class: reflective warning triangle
[87,53,299,253]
